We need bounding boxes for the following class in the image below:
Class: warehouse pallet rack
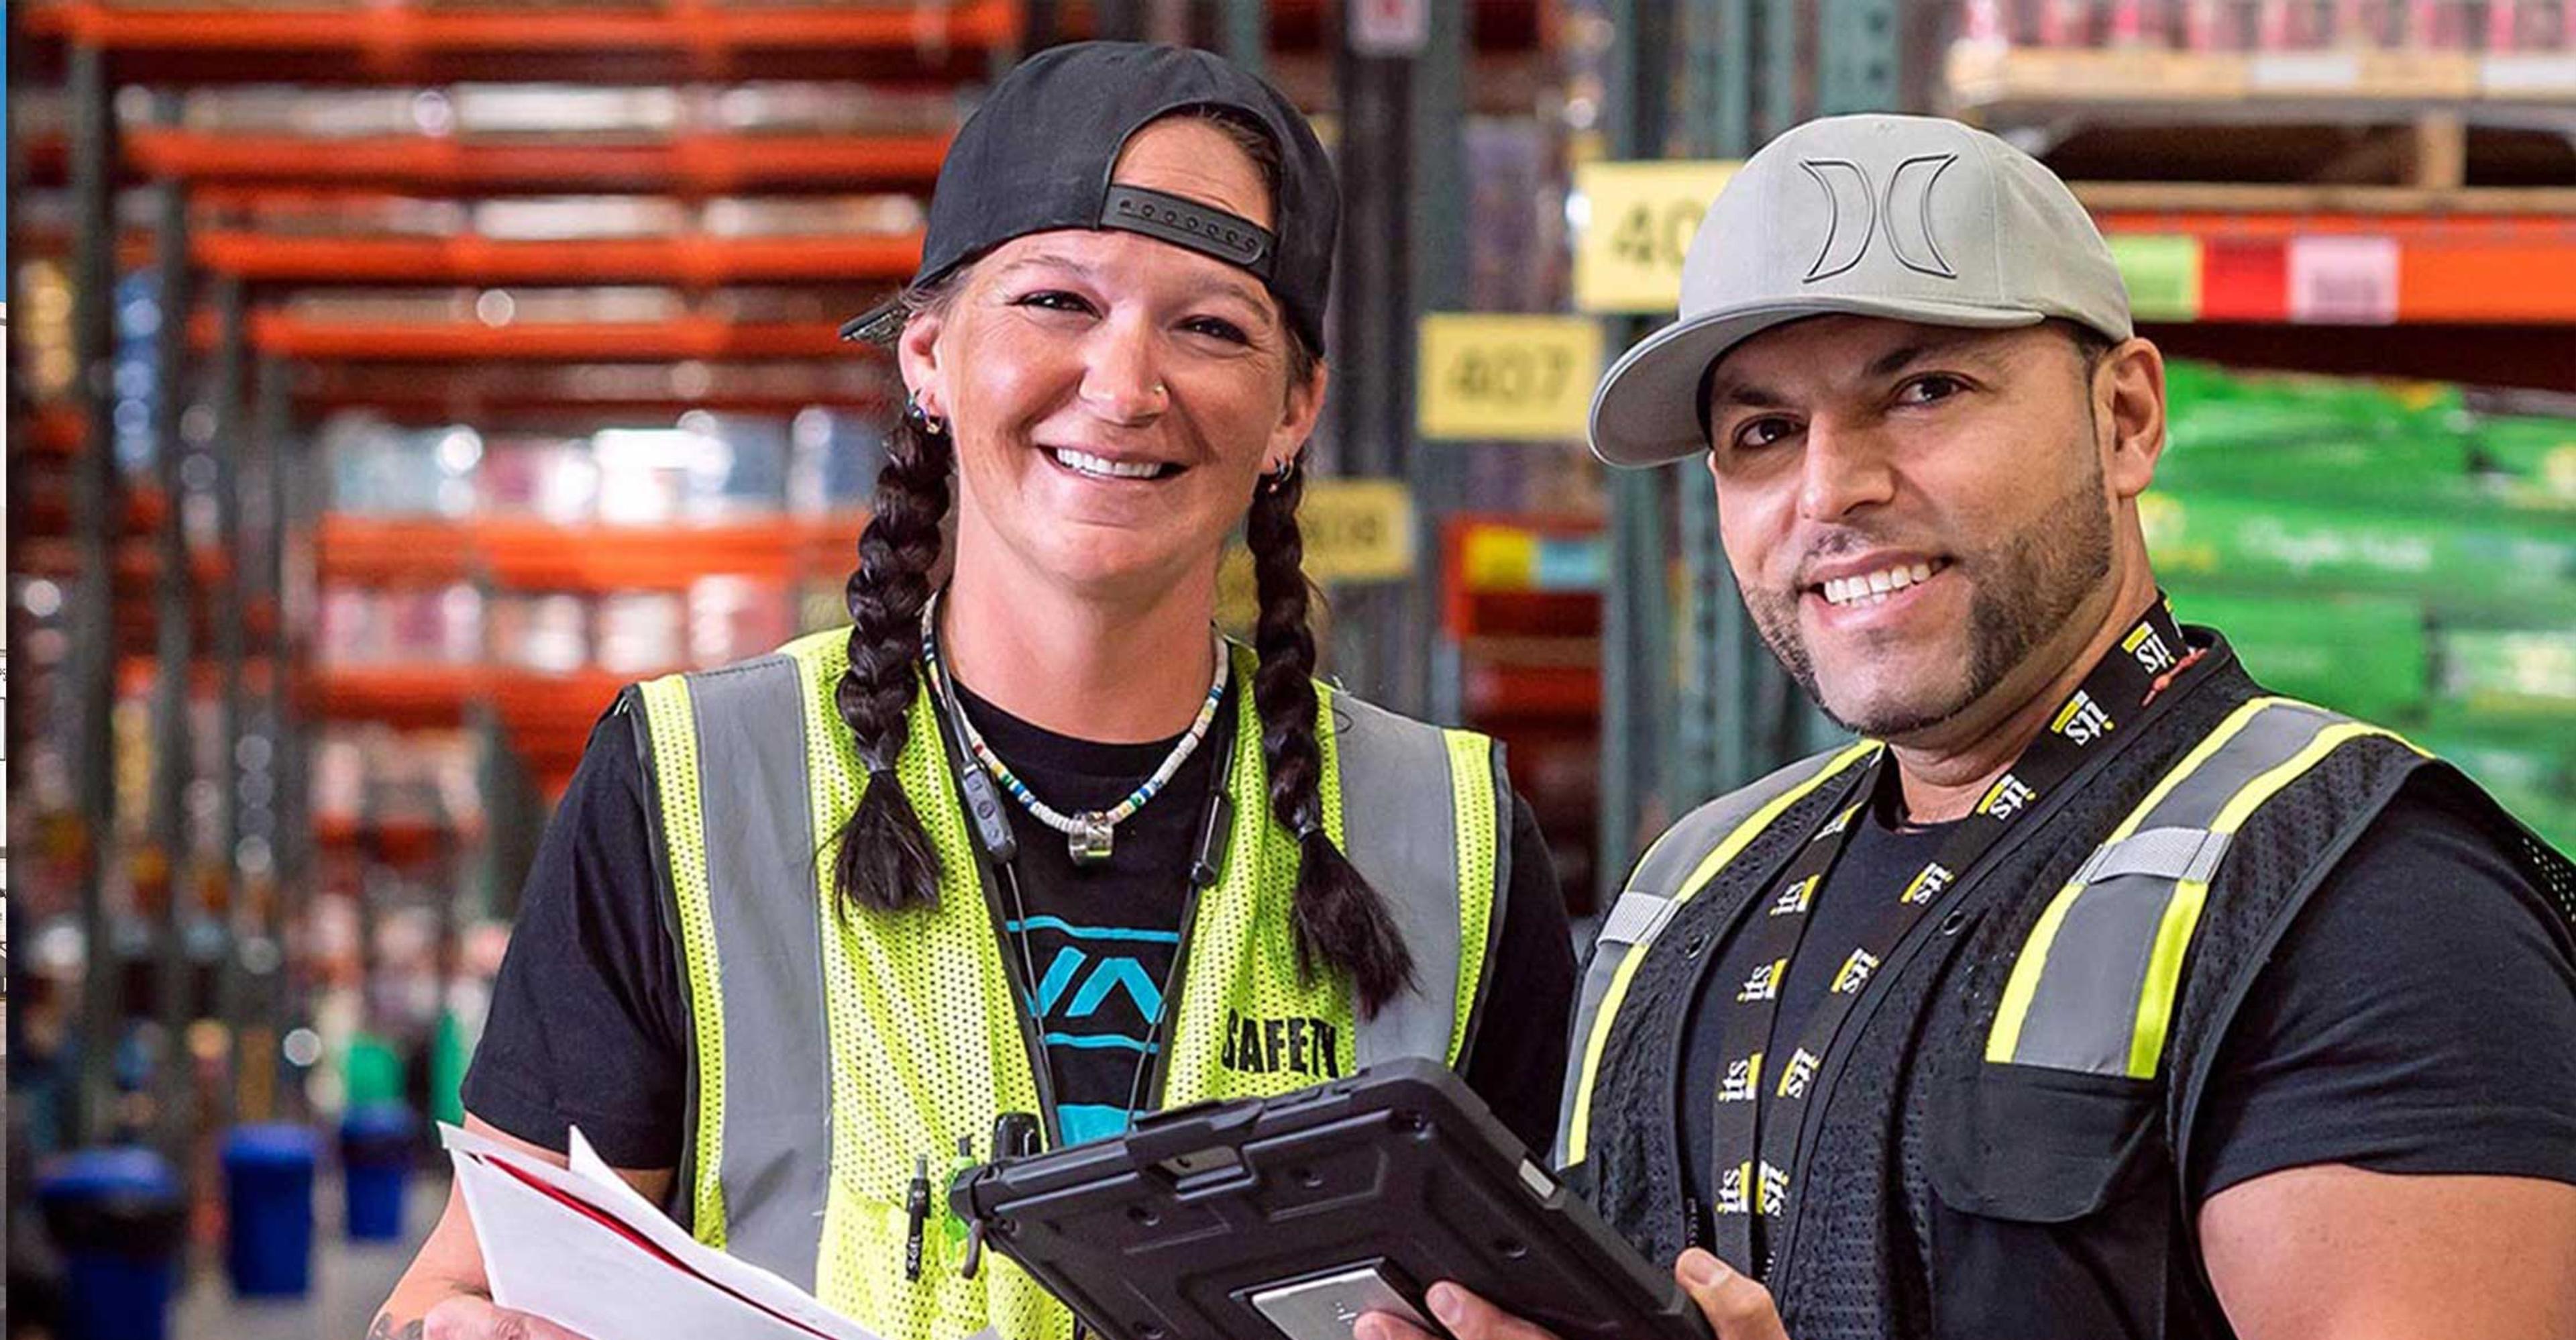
[7,0,1020,1159]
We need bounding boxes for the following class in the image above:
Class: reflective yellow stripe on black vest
[1560,697,2418,1172]
[1558,741,1882,1168]
[1985,697,2419,1078]
[633,629,1507,1340]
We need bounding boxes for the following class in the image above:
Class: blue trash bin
[221,1123,319,1298]
[36,1147,187,1340]
[339,1103,418,1242]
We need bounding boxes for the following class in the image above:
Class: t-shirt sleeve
[2187,776,2576,1206]
[1460,790,1580,1155]
[461,707,690,1170]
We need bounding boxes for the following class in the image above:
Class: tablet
[948,1058,1711,1340]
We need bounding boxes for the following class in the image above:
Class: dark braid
[829,368,956,913]
[1246,464,1415,1015]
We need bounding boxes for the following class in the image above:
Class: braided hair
[1245,460,1417,1014]
[826,107,1415,1016]
[830,274,961,913]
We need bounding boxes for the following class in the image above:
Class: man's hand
[1353,1248,1787,1340]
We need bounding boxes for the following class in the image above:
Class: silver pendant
[1068,813,1116,865]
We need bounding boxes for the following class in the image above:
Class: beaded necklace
[919,591,1230,866]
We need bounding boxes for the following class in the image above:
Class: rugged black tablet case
[949,1058,1711,1340]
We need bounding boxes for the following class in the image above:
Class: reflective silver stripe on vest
[1552,747,1861,1168]
[1332,692,1493,1071]
[672,655,835,1289]
[1994,699,2355,1078]
[2071,826,2231,887]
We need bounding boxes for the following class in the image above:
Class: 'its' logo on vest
[1900,861,1954,905]
[1758,1161,1790,1216]
[1771,875,1819,917]
[1978,774,2037,820]
[1815,803,1862,841]
[1777,1047,1821,1099]
[1717,1162,1754,1215]
[1831,949,1880,994]
[2124,623,2179,676]
[1720,1052,1765,1103]
[1739,958,1787,1003]
[1219,1009,1342,1080]
[2051,690,2116,745]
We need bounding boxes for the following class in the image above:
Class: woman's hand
[413,1295,594,1340]
[1354,1248,1788,1340]
[373,1115,670,1340]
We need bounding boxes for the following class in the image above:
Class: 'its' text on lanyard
[1705,598,2197,1274]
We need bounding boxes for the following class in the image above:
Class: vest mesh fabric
[637,673,731,1246]
[643,630,1503,1340]
[2157,739,2576,1322]
[1158,647,1362,1101]
[786,631,1065,1340]
[1781,672,2245,1339]
[1583,772,1859,1265]
[1590,653,2576,1340]
[1444,728,1503,1064]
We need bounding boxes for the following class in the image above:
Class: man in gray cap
[1364,113,2576,1340]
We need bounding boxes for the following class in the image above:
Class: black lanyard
[1705,599,2196,1272]
[921,641,1235,1147]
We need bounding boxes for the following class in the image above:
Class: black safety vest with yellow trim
[1558,639,2576,1339]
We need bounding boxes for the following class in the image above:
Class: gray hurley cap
[1589,113,2134,467]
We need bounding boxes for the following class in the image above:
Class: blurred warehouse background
[5,0,2575,1335]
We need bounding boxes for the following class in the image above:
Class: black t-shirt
[464,689,1578,1168]
[1678,771,2576,1223]
[948,676,1210,1147]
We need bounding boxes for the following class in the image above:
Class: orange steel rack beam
[195,231,925,285]
[129,129,953,193]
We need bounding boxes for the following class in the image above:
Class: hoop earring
[1262,454,1299,493]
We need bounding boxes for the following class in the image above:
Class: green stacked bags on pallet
[2143,491,2576,621]
[2473,417,2576,510]
[2165,591,2428,723]
[2150,362,2576,852]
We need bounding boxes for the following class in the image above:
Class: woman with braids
[378,42,1574,1340]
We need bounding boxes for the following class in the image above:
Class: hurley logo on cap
[1801,154,1962,284]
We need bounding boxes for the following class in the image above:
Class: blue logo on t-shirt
[1008,917,1178,1143]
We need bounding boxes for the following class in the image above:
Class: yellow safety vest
[630,629,1509,1340]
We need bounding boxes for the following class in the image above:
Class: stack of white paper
[443,1123,956,1340]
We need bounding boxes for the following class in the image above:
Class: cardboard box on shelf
[449,85,684,140]
[695,82,965,136]
[701,195,926,238]
[324,416,485,517]
[690,576,794,667]
[472,197,692,242]
[490,593,593,676]
[595,592,688,676]
[478,436,602,525]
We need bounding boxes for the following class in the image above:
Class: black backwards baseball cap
[840,41,1340,355]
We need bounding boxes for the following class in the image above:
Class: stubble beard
[1743,454,2114,741]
